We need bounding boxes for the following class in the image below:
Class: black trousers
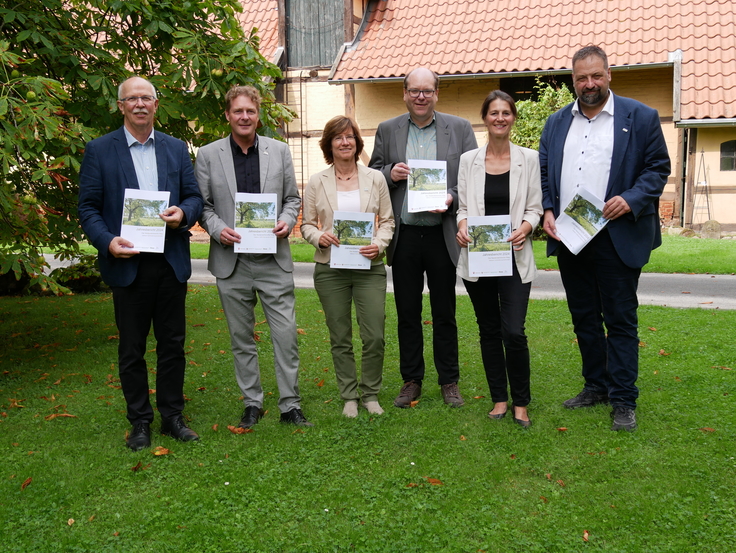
[111,254,187,425]
[463,263,532,406]
[557,229,641,409]
[391,224,459,385]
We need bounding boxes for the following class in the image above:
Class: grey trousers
[217,254,301,413]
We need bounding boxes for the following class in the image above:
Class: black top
[230,134,260,194]
[484,171,510,216]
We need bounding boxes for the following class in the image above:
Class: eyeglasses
[406,89,435,98]
[119,95,156,104]
[332,135,356,143]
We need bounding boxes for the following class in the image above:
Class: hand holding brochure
[467,215,513,277]
[120,189,170,253]
[555,186,609,255]
[407,159,448,213]
[330,211,374,270]
[233,193,277,254]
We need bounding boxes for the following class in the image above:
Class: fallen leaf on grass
[460,435,466,441]
[227,425,253,434]
[699,427,715,433]
[113,532,119,537]
[510,454,516,459]
[583,530,589,542]
[648,327,657,331]
[556,427,568,431]
[68,519,75,526]
[108,335,119,340]
[406,483,419,488]
[545,473,552,480]
[152,446,170,456]
[658,349,671,356]
[197,387,206,392]
[297,328,307,335]
[674,376,682,381]
[410,400,419,408]
[424,477,443,486]
[473,395,485,399]
[193,324,205,327]
[131,461,151,472]
[88,515,95,522]
[316,379,325,387]
[557,479,565,487]
[44,413,77,421]
[212,424,218,431]
[292,429,305,434]
[712,366,732,371]
[423,320,433,325]
[638,341,647,347]
[21,477,32,490]
[8,398,26,409]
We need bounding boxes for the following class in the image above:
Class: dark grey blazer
[368,111,477,266]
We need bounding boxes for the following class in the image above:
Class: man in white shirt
[539,46,670,431]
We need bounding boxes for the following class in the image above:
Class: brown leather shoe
[393,381,421,408]
[441,382,464,407]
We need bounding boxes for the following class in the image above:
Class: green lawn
[2,288,735,552]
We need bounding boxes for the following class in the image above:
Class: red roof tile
[238,0,280,62]
[330,0,736,120]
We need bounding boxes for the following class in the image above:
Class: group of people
[78,45,669,451]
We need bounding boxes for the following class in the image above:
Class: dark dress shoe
[127,423,151,451]
[238,405,265,429]
[279,408,314,427]
[161,416,200,442]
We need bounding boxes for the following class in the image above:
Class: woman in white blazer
[456,91,543,427]
[301,116,395,418]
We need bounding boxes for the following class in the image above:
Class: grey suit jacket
[195,135,301,278]
[368,111,477,266]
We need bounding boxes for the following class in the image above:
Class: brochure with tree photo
[330,211,374,270]
[555,185,608,255]
[233,193,277,254]
[407,159,447,212]
[120,189,170,253]
[467,215,513,277]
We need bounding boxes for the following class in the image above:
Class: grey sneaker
[440,382,464,407]
[394,381,421,408]
[611,406,637,431]
[563,389,609,409]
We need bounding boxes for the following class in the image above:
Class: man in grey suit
[369,67,477,409]
[195,85,312,428]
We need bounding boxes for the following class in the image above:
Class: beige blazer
[456,143,543,283]
[301,164,395,265]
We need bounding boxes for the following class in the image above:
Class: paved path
[46,255,736,310]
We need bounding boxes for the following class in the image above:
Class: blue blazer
[78,126,203,287]
[539,95,670,269]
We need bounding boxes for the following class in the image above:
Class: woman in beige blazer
[456,91,543,427]
[301,116,395,418]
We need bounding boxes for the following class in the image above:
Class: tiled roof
[238,0,280,62]
[330,0,736,121]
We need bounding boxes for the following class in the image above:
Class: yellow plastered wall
[690,128,736,225]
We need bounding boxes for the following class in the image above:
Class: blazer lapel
[435,113,450,161]
[357,165,373,211]
[112,128,139,189]
[155,132,169,191]
[216,138,238,201]
[552,108,574,187]
[607,97,632,197]
[320,168,339,212]
[394,117,409,161]
[258,137,269,192]
[509,144,523,214]
[472,147,486,215]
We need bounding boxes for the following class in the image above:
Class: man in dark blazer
[369,67,477,409]
[78,76,204,450]
[540,46,670,431]
[195,85,312,428]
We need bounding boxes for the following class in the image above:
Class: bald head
[403,67,439,127]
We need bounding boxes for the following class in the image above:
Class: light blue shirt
[123,126,158,191]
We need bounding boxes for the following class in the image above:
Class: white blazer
[456,143,543,283]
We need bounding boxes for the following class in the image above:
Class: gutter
[676,118,736,128]
[328,61,675,85]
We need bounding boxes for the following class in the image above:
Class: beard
[578,88,605,106]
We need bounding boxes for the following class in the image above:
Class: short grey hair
[117,76,158,101]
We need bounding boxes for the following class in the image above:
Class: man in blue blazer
[370,67,477,409]
[540,46,670,431]
[78,76,204,450]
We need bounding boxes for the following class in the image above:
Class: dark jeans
[463,263,532,406]
[392,224,459,385]
[557,229,641,409]
[111,254,187,424]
